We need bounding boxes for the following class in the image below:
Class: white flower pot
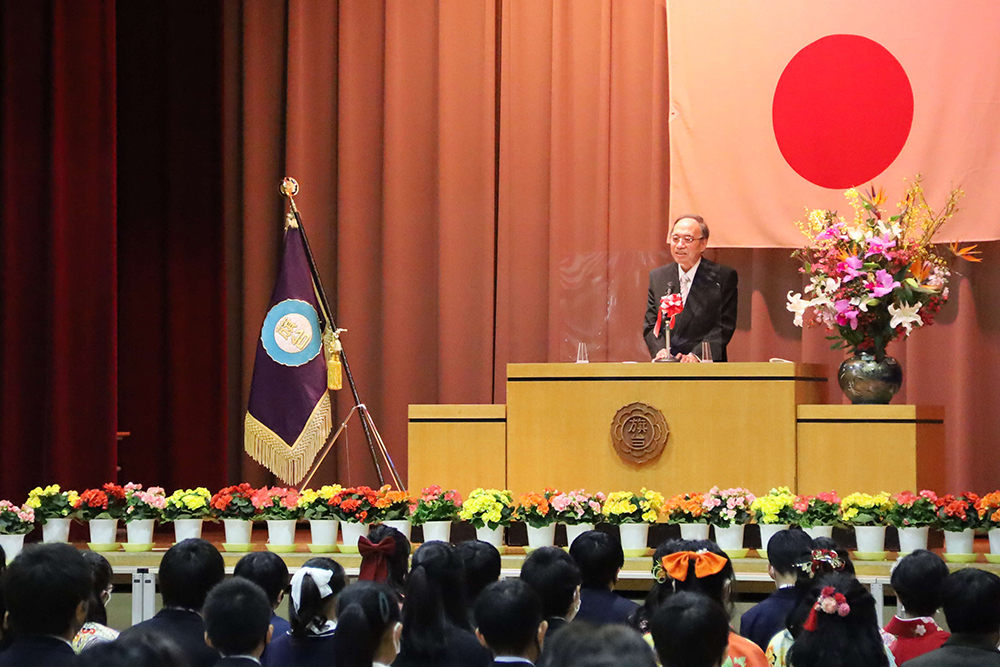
[803,525,833,540]
[224,519,253,544]
[126,519,155,544]
[0,534,26,562]
[898,526,929,553]
[758,524,790,552]
[713,524,745,551]
[384,519,412,541]
[679,523,710,540]
[944,528,974,554]
[173,518,203,542]
[619,523,650,553]
[420,520,451,543]
[309,519,339,546]
[42,517,72,543]
[990,528,1000,555]
[854,525,886,553]
[565,523,595,547]
[89,518,118,544]
[476,525,504,550]
[340,521,369,553]
[267,519,297,546]
[526,524,556,548]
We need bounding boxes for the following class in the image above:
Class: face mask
[392,622,402,654]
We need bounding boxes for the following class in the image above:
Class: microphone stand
[279,178,403,490]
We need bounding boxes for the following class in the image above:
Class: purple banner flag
[244,220,333,484]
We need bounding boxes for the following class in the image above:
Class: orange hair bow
[653,551,728,583]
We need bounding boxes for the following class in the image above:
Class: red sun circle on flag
[772,34,913,189]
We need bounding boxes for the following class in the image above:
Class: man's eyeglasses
[670,235,703,245]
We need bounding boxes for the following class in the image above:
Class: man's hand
[653,348,671,361]
[678,353,700,363]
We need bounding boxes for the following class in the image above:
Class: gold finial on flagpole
[280,177,300,213]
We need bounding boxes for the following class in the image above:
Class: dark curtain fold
[0,0,118,500]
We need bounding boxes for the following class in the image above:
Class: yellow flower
[298,489,320,507]
[26,496,41,509]
[318,485,342,500]
[184,495,206,511]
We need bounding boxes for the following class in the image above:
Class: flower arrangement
[373,486,413,522]
[550,489,605,525]
[162,488,214,522]
[410,486,462,525]
[77,484,128,521]
[331,486,379,524]
[0,500,35,535]
[839,492,892,526]
[886,490,939,528]
[662,492,708,524]
[934,493,980,532]
[515,490,556,528]
[787,179,975,359]
[297,485,344,521]
[25,485,81,523]
[602,489,663,525]
[976,492,1000,530]
[751,487,798,525]
[124,484,167,522]
[249,487,302,521]
[209,483,259,521]
[792,492,841,528]
[703,487,756,528]
[459,488,515,529]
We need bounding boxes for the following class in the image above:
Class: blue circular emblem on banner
[261,299,322,367]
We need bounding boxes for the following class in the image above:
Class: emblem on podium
[610,402,669,465]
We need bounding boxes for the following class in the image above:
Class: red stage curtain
[0,0,118,500]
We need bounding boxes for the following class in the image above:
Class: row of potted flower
[2,485,999,562]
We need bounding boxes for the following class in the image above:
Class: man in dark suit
[0,543,90,667]
[474,579,547,666]
[116,538,225,667]
[644,215,738,362]
[907,568,1000,667]
[204,578,274,666]
[520,546,582,639]
[568,531,638,626]
[739,528,812,650]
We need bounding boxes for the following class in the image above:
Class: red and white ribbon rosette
[653,293,684,338]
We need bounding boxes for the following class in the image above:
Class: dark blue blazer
[574,588,640,627]
[117,608,220,667]
[261,632,336,667]
[739,586,799,650]
[260,613,291,663]
[393,625,492,667]
[0,635,78,667]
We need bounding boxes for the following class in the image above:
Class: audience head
[1,543,91,639]
[159,538,225,612]
[767,529,813,578]
[660,540,735,613]
[785,545,849,636]
[335,582,402,667]
[811,537,854,575]
[289,557,347,638]
[787,572,887,667]
[455,539,501,604]
[203,577,273,657]
[475,579,546,660]
[569,530,625,590]
[402,541,470,658]
[234,551,290,610]
[891,549,949,618]
[538,623,657,667]
[649,592,730,667]
[78,631,189,667]
[358,523,411,597]
[81,550,114,626]
[940,567,1000,636]
[521,546,582,620]
[631,539,697,631]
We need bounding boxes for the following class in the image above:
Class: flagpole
[279,178,389,486]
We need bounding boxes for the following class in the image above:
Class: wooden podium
[505,363,826,495]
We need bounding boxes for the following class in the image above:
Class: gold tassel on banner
[324,327,345,391]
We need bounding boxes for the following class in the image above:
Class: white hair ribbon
[290,566,335,613]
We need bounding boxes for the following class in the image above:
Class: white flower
[786,292,811,327]
[850,297,870,313]
[889,301,922,334]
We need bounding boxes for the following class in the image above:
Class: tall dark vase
[837,352,903,404]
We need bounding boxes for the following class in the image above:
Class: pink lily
[836,255,864,281]
[834,299,859,330]
[866,269,900,298]
[865,233,897,258]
